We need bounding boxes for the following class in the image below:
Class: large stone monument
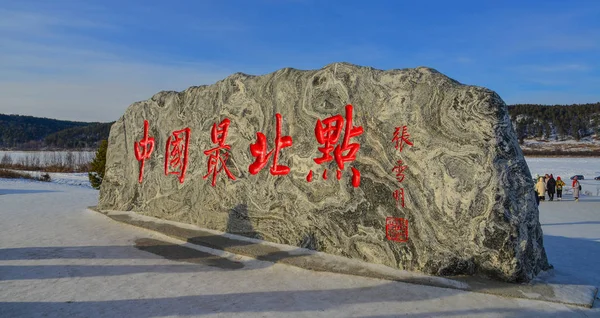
[98,63,551,282]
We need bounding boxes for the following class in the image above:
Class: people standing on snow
[533,174,540,206]
[536,176,546,202]
[547,174,556,201]
[556,176,565,201]
[572,176,581,202]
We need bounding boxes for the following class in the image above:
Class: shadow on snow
[0,189,60,195]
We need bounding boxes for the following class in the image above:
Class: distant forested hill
[44,123,113,149]
[2,102,600,150]
[0,114,113,150]
[507,103,600,143]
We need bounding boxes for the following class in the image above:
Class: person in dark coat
[547,174,556,201]
[533,174,540,206]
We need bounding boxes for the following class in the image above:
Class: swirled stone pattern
[98,63,551,282]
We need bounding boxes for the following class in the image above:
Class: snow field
[0,158,599,316]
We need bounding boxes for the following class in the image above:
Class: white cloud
[505,63,595,87]
[455,57,473,64]
[527,64,592,73]
[502,90,600,106]
[0,53,232,122]
[0,7,113,32]
[0,6,233,122]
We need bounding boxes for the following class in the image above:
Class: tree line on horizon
[1,102,600,150]
[508,102,600,143]
[0,114,113,150]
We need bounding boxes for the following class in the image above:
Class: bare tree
[0,153,12,167]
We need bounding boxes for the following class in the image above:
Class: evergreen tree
[543,122,551,139]
[578,115,589,138]
[88,140,108,190]
[571,119,582,141]
[507,103,600,140]
[516,121,526,144]
[552,119,562,140]
[536,123,543,138]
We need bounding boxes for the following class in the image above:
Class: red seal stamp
[386,217,409,242]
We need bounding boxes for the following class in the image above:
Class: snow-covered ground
[526,157,600,179]
[27,171,93,188]
[0,158,599,317]
[521,136,600,153]
[526,157,600,196]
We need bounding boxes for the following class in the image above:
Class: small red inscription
[386,217,409,242]
[393,188,405,208]
[249,113,293,176]
[392,160,407,183]
[164,127,191,184]
[391,125,412,208]
[392,126,413,152]
[203,118,236,186]
[306,170,313,182]
[134,120,155,183]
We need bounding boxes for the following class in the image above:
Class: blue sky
[1,0,599,122]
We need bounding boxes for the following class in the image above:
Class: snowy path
[537,193,600,291]
[0,179,597,317]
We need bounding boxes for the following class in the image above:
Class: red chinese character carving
[203,118,236,186]
[164,127,191,184]
[392,160,407,183]
[314,114,344,164]
[386,217,409,242]
[311,104,364,187]
[334,105,364,170]
[392,126,413,152]
[306,170,313,182]
[393,188,405,208]
[134,120,155,183]
[351,167,361,187]
[249,113,293,176]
